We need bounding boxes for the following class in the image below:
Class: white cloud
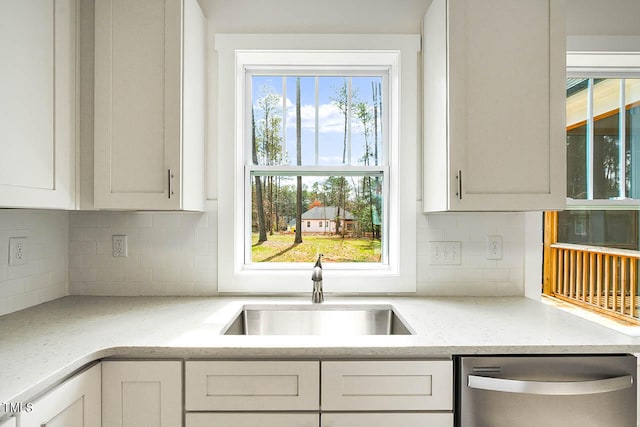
[284,102,367,134]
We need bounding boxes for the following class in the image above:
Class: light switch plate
[429,241,461,265]
[487,235,503,260]
[9,237,28,266]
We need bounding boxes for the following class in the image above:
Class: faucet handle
[314,253,323,268]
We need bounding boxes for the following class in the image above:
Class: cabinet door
[102,361,182,427]
[20,363,101,427]
[186,413,318,427]
[94,0,182,210]
[185,361,319,411]
[0,417,16,427]
[321,413,453,427]
[423,0,566,211]
[0,0,75,209]
[321,360,452,411]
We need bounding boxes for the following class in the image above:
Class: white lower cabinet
[0,417,16,427]
[102,361,182,427]
[186,413,318,427]
[321,413,454,427]
[185,359,453,427]
[321,360,453,411]
[20,363,101,427]
[185,361,320,411]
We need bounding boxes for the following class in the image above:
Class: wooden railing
[548,242,640,323]
[543,211,640,323]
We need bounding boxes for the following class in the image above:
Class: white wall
[0,210,69,316]
[565,0,640,36]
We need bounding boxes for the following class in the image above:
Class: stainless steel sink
[222,305,413,335]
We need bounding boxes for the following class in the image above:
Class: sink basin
[222,305,413,335]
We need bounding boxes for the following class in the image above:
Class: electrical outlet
[9,237,28,266]
[487,235,503,260]
[429,241,461,265]
[112,235,128,257]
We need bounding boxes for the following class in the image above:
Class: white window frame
[216,34,419,294]
[566,50,640,211]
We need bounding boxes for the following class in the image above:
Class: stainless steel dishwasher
[455,354,636,427]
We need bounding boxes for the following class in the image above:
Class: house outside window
[216,34,419,293]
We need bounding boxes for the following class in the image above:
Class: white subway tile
[70,212,99,228]
[70,268,97,282]
[152,213,181,229]
[70,240,97,255]
[126,213,152,228]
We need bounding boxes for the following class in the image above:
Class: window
[561,76,640,249]
[249,74,386,264]
[566,78,640,201]
[216,34,419,293]
[542,50,640,322]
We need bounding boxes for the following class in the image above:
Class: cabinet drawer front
[321,412,453,427]
[186,413,318,427]
[185,361,319,410]
[321,360,452,411]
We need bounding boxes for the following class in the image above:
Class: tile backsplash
[69,201,218,296]
[416,211,526,296]
[0,210,69,316]
[0,204,530,312]
[68,202,529,297]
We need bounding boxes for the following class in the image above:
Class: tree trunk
[295,78,303,244]
[252,109,267,242]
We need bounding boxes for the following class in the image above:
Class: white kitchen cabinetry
[20,363,100,427]
[423,0,566,211]
[322,360,452,411]
[322,413,453,427]
[321,360,453,426]
[94,0,205,210]
[186,413,318,427]
[0,0,76,209]
[102,361,182,427]
[185,360,452,427]
[0,417,16,427]
[185,361,320,411]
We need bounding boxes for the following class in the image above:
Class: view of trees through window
[249,75,385,263]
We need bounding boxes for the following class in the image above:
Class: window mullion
[282,76,287,156]
[315,76,319,166]
[620,78,627,198]
[347,77,352,165]
[587,78,595,200]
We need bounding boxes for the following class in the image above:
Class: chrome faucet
[311,253,324,303]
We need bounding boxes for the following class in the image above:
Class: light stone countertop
[1,295,640,406]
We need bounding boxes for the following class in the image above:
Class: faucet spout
[311,254,324,303]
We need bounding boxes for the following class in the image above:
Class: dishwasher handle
[468,374,633,396]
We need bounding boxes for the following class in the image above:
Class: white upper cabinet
[0,0,76,209]
[94,0,205,210]
[423,0,566,211]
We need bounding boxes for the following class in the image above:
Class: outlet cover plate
[429,241,461,265]
[9,237,28,266]
[112,235,128,257]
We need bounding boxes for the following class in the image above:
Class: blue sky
[251,75,383,167]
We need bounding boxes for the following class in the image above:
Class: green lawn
[251,233,381,263]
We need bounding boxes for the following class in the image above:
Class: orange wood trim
[566,100,640,132]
